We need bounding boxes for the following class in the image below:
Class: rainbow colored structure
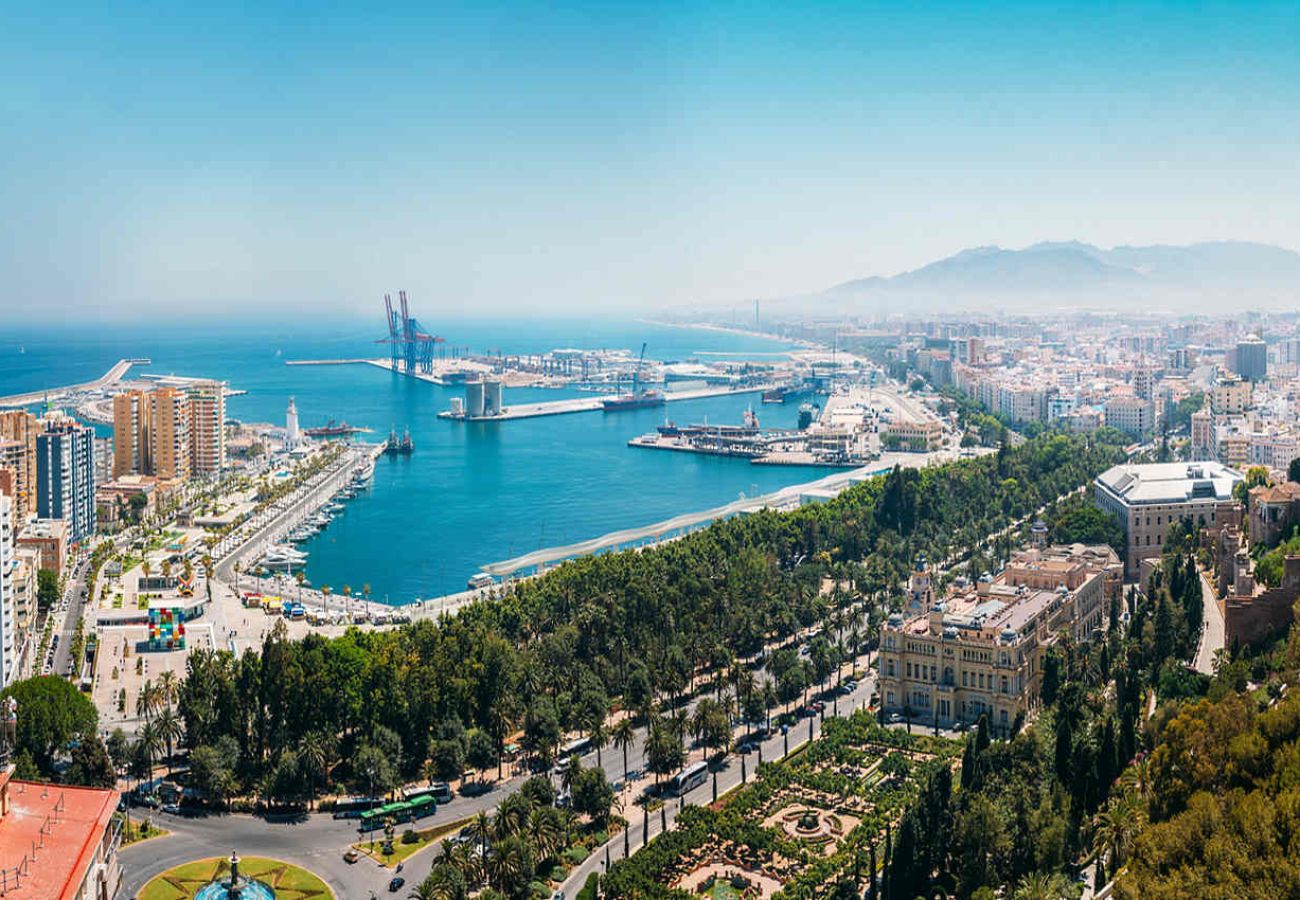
[147,607,186,651]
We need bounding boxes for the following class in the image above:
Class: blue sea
[0,316,835,602]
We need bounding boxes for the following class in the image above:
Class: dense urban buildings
[1094,461,1241,578]
[876,541,1122,737]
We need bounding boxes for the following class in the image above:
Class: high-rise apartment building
[1236,334,1268,383]
[35,417,97,545]
[112,390,151,479]
[148,387,190,483]
[186,380,226,476]
[0,493,14,687]
[0,410,37,515]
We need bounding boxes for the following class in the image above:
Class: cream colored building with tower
[877,541,1121,737]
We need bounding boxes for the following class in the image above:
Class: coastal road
[1194,571,1225,675]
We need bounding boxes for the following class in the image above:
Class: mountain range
[811,240,1300,313]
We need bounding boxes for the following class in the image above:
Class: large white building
[1094,461,1242,578]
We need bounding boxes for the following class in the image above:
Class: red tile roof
[0,774,119,899]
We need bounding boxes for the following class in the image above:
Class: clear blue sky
[1,1,1297,323]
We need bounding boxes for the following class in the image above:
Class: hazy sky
[2,1,1298,324]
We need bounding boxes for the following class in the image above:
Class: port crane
[377,291,445,375]
[631,341,648,394]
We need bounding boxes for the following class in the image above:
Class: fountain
[194,851,275,900]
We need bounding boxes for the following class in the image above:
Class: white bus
[670,761,708,796]
[559,736,593,760]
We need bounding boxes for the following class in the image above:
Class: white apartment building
[1104,396,1156,437]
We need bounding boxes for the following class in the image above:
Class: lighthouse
[285,397,300,447]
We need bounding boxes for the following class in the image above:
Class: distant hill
[817,240,1300,313]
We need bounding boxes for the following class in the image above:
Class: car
[625,767,644,781]
[388,876,405,892]
[343,849,360,864]
[551,892,566,900]
[886,712,904,724]
[811,701,826,713]
[160,802,181,815]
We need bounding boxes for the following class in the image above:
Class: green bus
[358,794,437,831]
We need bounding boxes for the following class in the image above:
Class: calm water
[0,316,834,601]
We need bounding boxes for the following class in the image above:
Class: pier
[439,383,779,422]
[0,357,149,407]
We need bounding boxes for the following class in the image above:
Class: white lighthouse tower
[285,397,301,447]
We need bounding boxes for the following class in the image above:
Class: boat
[602,341,665,412]
[304,419,362,438]
[762,382,812,404]
[602,390,665,411]
[383,427,414,455]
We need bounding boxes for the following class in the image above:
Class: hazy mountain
[818,240,1300,313]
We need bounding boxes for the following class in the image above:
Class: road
[1194,571,1225,675]
[46,554,91,677]
[118,650,877,898]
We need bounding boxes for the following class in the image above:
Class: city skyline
[2,1,1299,323]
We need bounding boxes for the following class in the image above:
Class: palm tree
[136,679,158,726]
[156,670,179,714]
[299,731,331,808]
[587,719,609,770]
[363,583,371,604]
[1011,871,1078,900]
[321,584,331,616]
[611,718,636,782]
[465,811,493,863]
[343,584,352,615]
[137,720,164,781]
[484,834,530,897]
[155,707,183,774]
[526,805,562,862]
[201,554,214,600]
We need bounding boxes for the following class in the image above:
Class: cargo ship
[304,419,362,438]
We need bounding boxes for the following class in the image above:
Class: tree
[2,676,98,772]
[466,728,497,782]
[190,743,238,807]
[644,717,684,793]
[64,736,115,788]
[570,766,614,825]
[431,735,467,784]
[523,697,561,766]
[36,569,59,610]
[353,742,399,798]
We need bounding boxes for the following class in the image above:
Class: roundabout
[139,854,333,900]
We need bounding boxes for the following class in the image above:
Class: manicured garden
[601,710,960,898]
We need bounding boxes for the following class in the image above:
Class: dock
[439,383,779,422]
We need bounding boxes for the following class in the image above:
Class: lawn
[139,856,332,899]
[352,816,473,867]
